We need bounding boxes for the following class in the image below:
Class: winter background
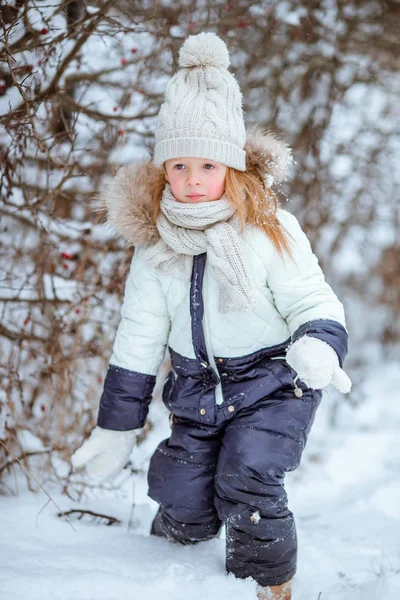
[0,1,399,599]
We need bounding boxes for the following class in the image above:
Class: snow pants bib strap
[190,253,219,423]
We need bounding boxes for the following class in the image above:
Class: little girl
[72,32,351,600]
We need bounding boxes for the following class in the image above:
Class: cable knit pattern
[142,184,254,313]
[153,33,246,171]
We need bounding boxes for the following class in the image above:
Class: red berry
[121,58,127,65]
[61,252,71,260]
[113,106,118,112]
[63,263,68,269]
[131,47,137,53]
[23,318,29,326]
[75,308,81,314]
[41,27,48,34]
[40,404,46,412]
[291,28,301,41]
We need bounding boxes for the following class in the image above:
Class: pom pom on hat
[179,32,230,69]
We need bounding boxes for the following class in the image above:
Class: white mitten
[286,336,352,393]
[71,426,136,482]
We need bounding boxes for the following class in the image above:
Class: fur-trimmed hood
[95,129,293,248]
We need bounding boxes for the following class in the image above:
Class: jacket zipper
[202,267,224,405]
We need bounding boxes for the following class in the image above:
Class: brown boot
[256,577,293,600]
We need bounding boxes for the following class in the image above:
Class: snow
[250,510,261,524]
[1,362,400,599]
[16,429,46,453]
[275,3,307,26]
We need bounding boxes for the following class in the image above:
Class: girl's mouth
[186,194,205,200]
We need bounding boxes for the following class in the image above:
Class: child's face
[164,157,227,203]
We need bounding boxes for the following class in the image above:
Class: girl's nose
[186,171,202,186]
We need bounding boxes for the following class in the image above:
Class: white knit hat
[153,32,247,171]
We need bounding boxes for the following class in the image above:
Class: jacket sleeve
[97,248,171,431]
[266,209,348,366]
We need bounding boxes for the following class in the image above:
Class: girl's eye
[172,163,215,170]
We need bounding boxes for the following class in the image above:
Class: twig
[0,449,52,475]
[58,509,121,526]
[0,439,77,533]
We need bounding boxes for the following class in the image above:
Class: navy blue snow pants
[147,374,322,588]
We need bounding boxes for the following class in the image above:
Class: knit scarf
[142,184,254,313]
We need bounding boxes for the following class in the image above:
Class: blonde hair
[225,166,293,258]
[150,164,293,258]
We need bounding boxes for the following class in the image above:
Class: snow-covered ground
[1,362,400,600]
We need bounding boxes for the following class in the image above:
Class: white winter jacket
[95,131,347,430]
